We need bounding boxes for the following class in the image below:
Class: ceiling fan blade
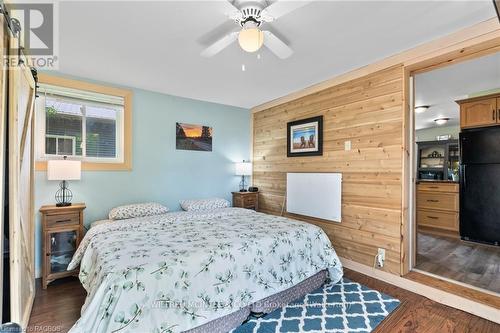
[220,0,242,20]
[261,0,314,20]
[200,31,239,57]
[198,20,238,46]
[263,31,293,59]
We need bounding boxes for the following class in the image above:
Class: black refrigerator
[460,127,500,246]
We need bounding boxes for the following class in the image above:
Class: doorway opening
[409,51,500,295]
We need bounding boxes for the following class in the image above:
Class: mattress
[67,208,342,333]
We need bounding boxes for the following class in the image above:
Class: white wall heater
[286,172,342,222]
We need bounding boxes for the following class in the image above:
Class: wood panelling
[253,65,404,275]
[252,17,500,278]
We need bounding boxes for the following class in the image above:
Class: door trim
[401,41,500,277]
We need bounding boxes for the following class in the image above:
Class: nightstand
[39,203,86,289]
[232,192,259,210]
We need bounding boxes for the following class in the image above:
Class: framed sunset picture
[176,122,212,151]
[287,116,323,157]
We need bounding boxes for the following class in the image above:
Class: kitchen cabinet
[457,94,499,129]
[417,183,459,238]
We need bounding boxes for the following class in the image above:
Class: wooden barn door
[0,13,9,324]
[8,36,36,327]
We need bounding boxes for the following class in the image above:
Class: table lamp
[235,161,252,192]
[47,156,81,207]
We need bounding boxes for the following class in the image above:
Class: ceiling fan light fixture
[238,27,264,53]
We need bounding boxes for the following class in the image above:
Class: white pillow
[91,219,113,228]
[109,202,169,220]
[179,198,230,211]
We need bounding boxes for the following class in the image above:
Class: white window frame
[35,86,125,164]
[45,134,77,156]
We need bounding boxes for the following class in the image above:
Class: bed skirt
[185,270,328,333]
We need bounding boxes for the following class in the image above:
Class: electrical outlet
[376,248,385,268]
[344,140,351,151]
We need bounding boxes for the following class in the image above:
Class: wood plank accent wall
[253,65,404,275]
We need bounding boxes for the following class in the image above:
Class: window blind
[40,85,122,159]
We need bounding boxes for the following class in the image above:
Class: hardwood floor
[416,232,500,293]
[28,277,86,333]
[346,269,499,332]
[28,269,499,333]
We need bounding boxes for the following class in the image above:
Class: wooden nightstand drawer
[46,212,80,227]
[232,192,259,210]
[244,196,256,205]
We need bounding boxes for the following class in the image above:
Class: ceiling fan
[201,0,314,59]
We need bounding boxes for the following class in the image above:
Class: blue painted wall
[34,76,251,277]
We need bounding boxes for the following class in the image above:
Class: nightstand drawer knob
[56,219,71,223]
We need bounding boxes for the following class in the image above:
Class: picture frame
[176,122,213,152]
[287,116,323,157]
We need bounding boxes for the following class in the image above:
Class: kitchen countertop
[417,180,459,184]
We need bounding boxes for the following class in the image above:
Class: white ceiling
[57,1,497,109]
[415,52,500,130]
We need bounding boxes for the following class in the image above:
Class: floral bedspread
[68,208,343,333]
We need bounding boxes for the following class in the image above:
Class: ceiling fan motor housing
[236,5,264,27]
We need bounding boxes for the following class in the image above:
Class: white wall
[416,125,460,142]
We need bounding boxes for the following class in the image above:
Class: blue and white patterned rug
[232,278,400,333]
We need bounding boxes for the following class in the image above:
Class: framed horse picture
[287,116,323,157]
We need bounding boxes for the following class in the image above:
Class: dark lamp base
[56,202,72,207]
[239,189,248,192]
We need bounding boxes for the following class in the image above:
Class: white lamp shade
[235,162,252,176]
[47,160,81,181]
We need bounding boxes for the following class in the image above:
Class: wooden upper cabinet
[457,94,499,129]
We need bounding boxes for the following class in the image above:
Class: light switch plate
[344,141,352,151]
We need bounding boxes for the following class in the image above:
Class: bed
[67,208,343,333]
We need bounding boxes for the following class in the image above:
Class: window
[45,134,76,155]
[35,75,132,170]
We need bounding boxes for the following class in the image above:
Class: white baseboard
[340,257,500,324]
